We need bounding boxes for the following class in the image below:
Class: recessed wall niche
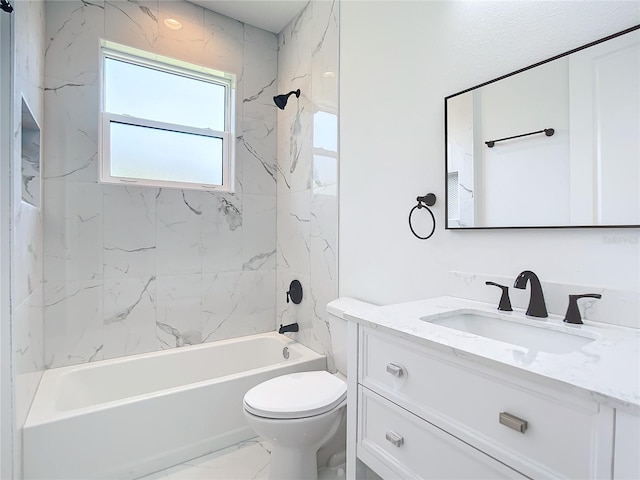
[21,97,41,208]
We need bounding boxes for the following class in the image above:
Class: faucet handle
[563,294,602,325]
[485,282,513,312]
[286,280,303,304]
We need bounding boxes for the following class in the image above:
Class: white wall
[339,2,640,323]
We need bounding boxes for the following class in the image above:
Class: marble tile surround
[42,0,339,370]
[12,1,46,478]
[276,1,340,372]
[43,0,279,368]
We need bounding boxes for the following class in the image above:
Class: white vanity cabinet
[351,326,615,480]
[614,410,640,479]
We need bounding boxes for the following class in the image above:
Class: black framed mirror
[445,25,640,229]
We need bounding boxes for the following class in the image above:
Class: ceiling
[188,0,308,34]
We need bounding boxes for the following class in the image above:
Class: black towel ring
[409,193,437,240]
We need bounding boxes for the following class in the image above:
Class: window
[100,41,235,191]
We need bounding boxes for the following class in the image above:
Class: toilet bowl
[243,371,346,480]
[242,298,377,480]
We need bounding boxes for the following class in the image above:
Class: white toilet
[243,298,375,480]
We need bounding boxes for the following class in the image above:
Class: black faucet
[513,270,548,318]
[278,322,299,334]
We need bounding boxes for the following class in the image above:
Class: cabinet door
[358,387,526,480]
[614,410,640,479]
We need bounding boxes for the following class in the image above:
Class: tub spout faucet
[513,270,548,318]
[279,322,299,334]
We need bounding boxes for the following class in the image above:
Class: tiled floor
[137,438,347,480]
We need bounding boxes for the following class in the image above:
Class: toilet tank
[326,298,377,376]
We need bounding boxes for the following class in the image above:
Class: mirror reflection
[445,26,640,229]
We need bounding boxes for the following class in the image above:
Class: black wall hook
[409,193,437,240]
[416,193,436,207]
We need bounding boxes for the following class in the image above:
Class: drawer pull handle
[385,431,404,447]
[499,412,528,433]
[386,363,404,377]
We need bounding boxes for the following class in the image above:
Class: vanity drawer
[358,386,526,479]
[360,328,612,479]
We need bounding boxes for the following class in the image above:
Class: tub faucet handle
[485,282,513,311]
[286,280,303,304]
[563,294,602,325]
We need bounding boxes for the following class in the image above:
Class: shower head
[273,89,300,110]
[0,0,14,13]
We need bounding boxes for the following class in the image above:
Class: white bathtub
[23,332,326,479]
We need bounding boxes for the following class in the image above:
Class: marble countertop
[345,296,640,412]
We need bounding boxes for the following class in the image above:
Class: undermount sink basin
[421,310,599,354]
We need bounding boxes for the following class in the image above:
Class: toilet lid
[243,371,346,419]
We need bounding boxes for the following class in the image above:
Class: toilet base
[269,445,319,480]
[243,406,345,480]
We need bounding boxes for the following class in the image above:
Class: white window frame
[99,41,235,192]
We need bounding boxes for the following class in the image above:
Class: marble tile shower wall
[43,0,278,368]
[13,1,46,476]
[276,1,339,371]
